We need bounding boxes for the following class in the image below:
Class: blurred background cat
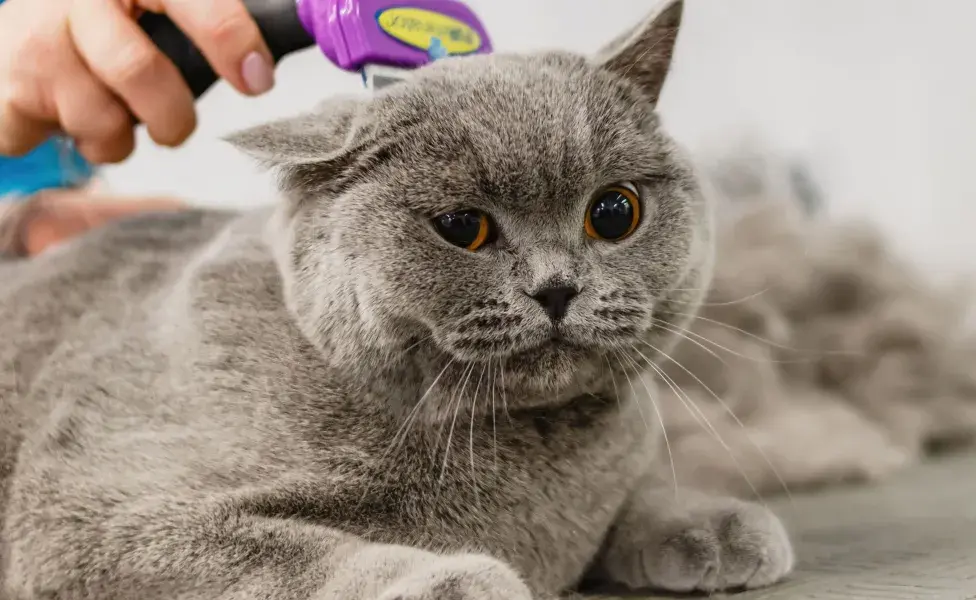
[655,146,976,499]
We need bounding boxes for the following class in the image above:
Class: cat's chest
[304,395,657,594]
[470,405,652,591]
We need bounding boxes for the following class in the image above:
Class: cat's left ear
[594,0,683,105]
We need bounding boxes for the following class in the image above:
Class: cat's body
[0,3,794,598]
[1,208,647,595]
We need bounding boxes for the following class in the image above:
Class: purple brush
[300,0,492,90]
[140,0,493,96]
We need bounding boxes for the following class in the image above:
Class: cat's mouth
[436,320,619,366]
[548,326,569,342]
[507,328,592,360]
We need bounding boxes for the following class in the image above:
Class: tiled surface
[594,453,976,600]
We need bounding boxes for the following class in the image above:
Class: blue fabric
[0,0,95,200]
[0,137,95,200]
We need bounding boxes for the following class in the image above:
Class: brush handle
[135,0,492,122]
[137,0,315,101]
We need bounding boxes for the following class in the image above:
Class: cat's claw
[377,553,534,600]
[601,498,794,593]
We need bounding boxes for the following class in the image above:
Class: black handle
[137,0,315,101]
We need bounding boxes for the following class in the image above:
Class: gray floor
[595,452,976,600]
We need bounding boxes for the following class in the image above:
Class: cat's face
[231,0,712,400]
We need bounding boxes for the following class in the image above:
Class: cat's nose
[529,285,579,322]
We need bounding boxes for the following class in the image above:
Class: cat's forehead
[374,53,645,139]
[365,53,668,213]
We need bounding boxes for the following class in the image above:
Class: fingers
[1,0,274,162]
[53,51,135,163]
[0,101,52,157]
[75,132,135,165]
[158,0,275,95]
[67,0,197,148]
[0,0,54,156]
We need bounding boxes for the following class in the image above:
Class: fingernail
[241,52,275,95]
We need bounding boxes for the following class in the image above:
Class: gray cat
[0,2,794,598]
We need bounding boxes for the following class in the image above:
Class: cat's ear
[594,0,683,105]
[225,97,364,168]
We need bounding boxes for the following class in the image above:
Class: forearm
[5,497,430,600]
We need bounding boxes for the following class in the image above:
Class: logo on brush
[376,7,482,55]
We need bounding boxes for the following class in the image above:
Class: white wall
[102,0,976,277]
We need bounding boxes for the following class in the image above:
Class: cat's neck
[324,339,622,425]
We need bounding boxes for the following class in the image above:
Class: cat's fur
[655,150,976,498]
[0,2,795,598]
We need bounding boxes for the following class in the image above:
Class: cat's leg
[4,498,534,600]
[590,479,794,593]
[324,548,536,600]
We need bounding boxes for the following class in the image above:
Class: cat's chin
[432,326,628,398]
[490,337,605,391]
[507,337,591,363]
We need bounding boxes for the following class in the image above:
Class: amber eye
[433,209,495,251]
[585,184,641,241]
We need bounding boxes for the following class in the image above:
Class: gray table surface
[591,452,976,600]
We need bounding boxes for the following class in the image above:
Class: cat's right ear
[225,97,363,169]
[226,97,371,199]
[594,0,683,105]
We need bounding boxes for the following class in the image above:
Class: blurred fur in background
[656,147,976,498]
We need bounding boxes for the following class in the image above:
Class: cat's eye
[433,209,495,251]
[585,183,641,242]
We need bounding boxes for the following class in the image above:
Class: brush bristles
[362,65,410,92]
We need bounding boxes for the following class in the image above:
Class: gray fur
[654,149,976,498]
[0,2,792,598]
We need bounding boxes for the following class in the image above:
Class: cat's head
[230,0,713,410]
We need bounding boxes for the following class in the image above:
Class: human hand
[0,0,276,164]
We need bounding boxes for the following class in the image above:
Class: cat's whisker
[669,311,860,358]
[613,349,678,499]
[438,363,475,487]
[402,333,434,354]
[699,288,771,307]
[603,355,624,413]
[386,358,454,459]
[646,286,711,294]
[624,344,711,437]
[378,360,456,513]
[639,339,793,504]
[628,344,765,505]
[499,358,513,425]
[434,362,471,460]
[469,362,487,508]
[368,359,455,511]
[647,286,771,308]
[650,317,730,368]
[658,318,805,365]
[489,356,498,472]
[619,348,685,501]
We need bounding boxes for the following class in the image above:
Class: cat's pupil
[590,191,635,240]
[434,210,486,249]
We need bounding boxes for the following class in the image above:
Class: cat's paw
[601,498,794,593]
[377,553,534,600]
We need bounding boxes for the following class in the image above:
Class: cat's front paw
[377,553,534,600]
[601,497,794,593]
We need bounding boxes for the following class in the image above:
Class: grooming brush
[139,0,493,95]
